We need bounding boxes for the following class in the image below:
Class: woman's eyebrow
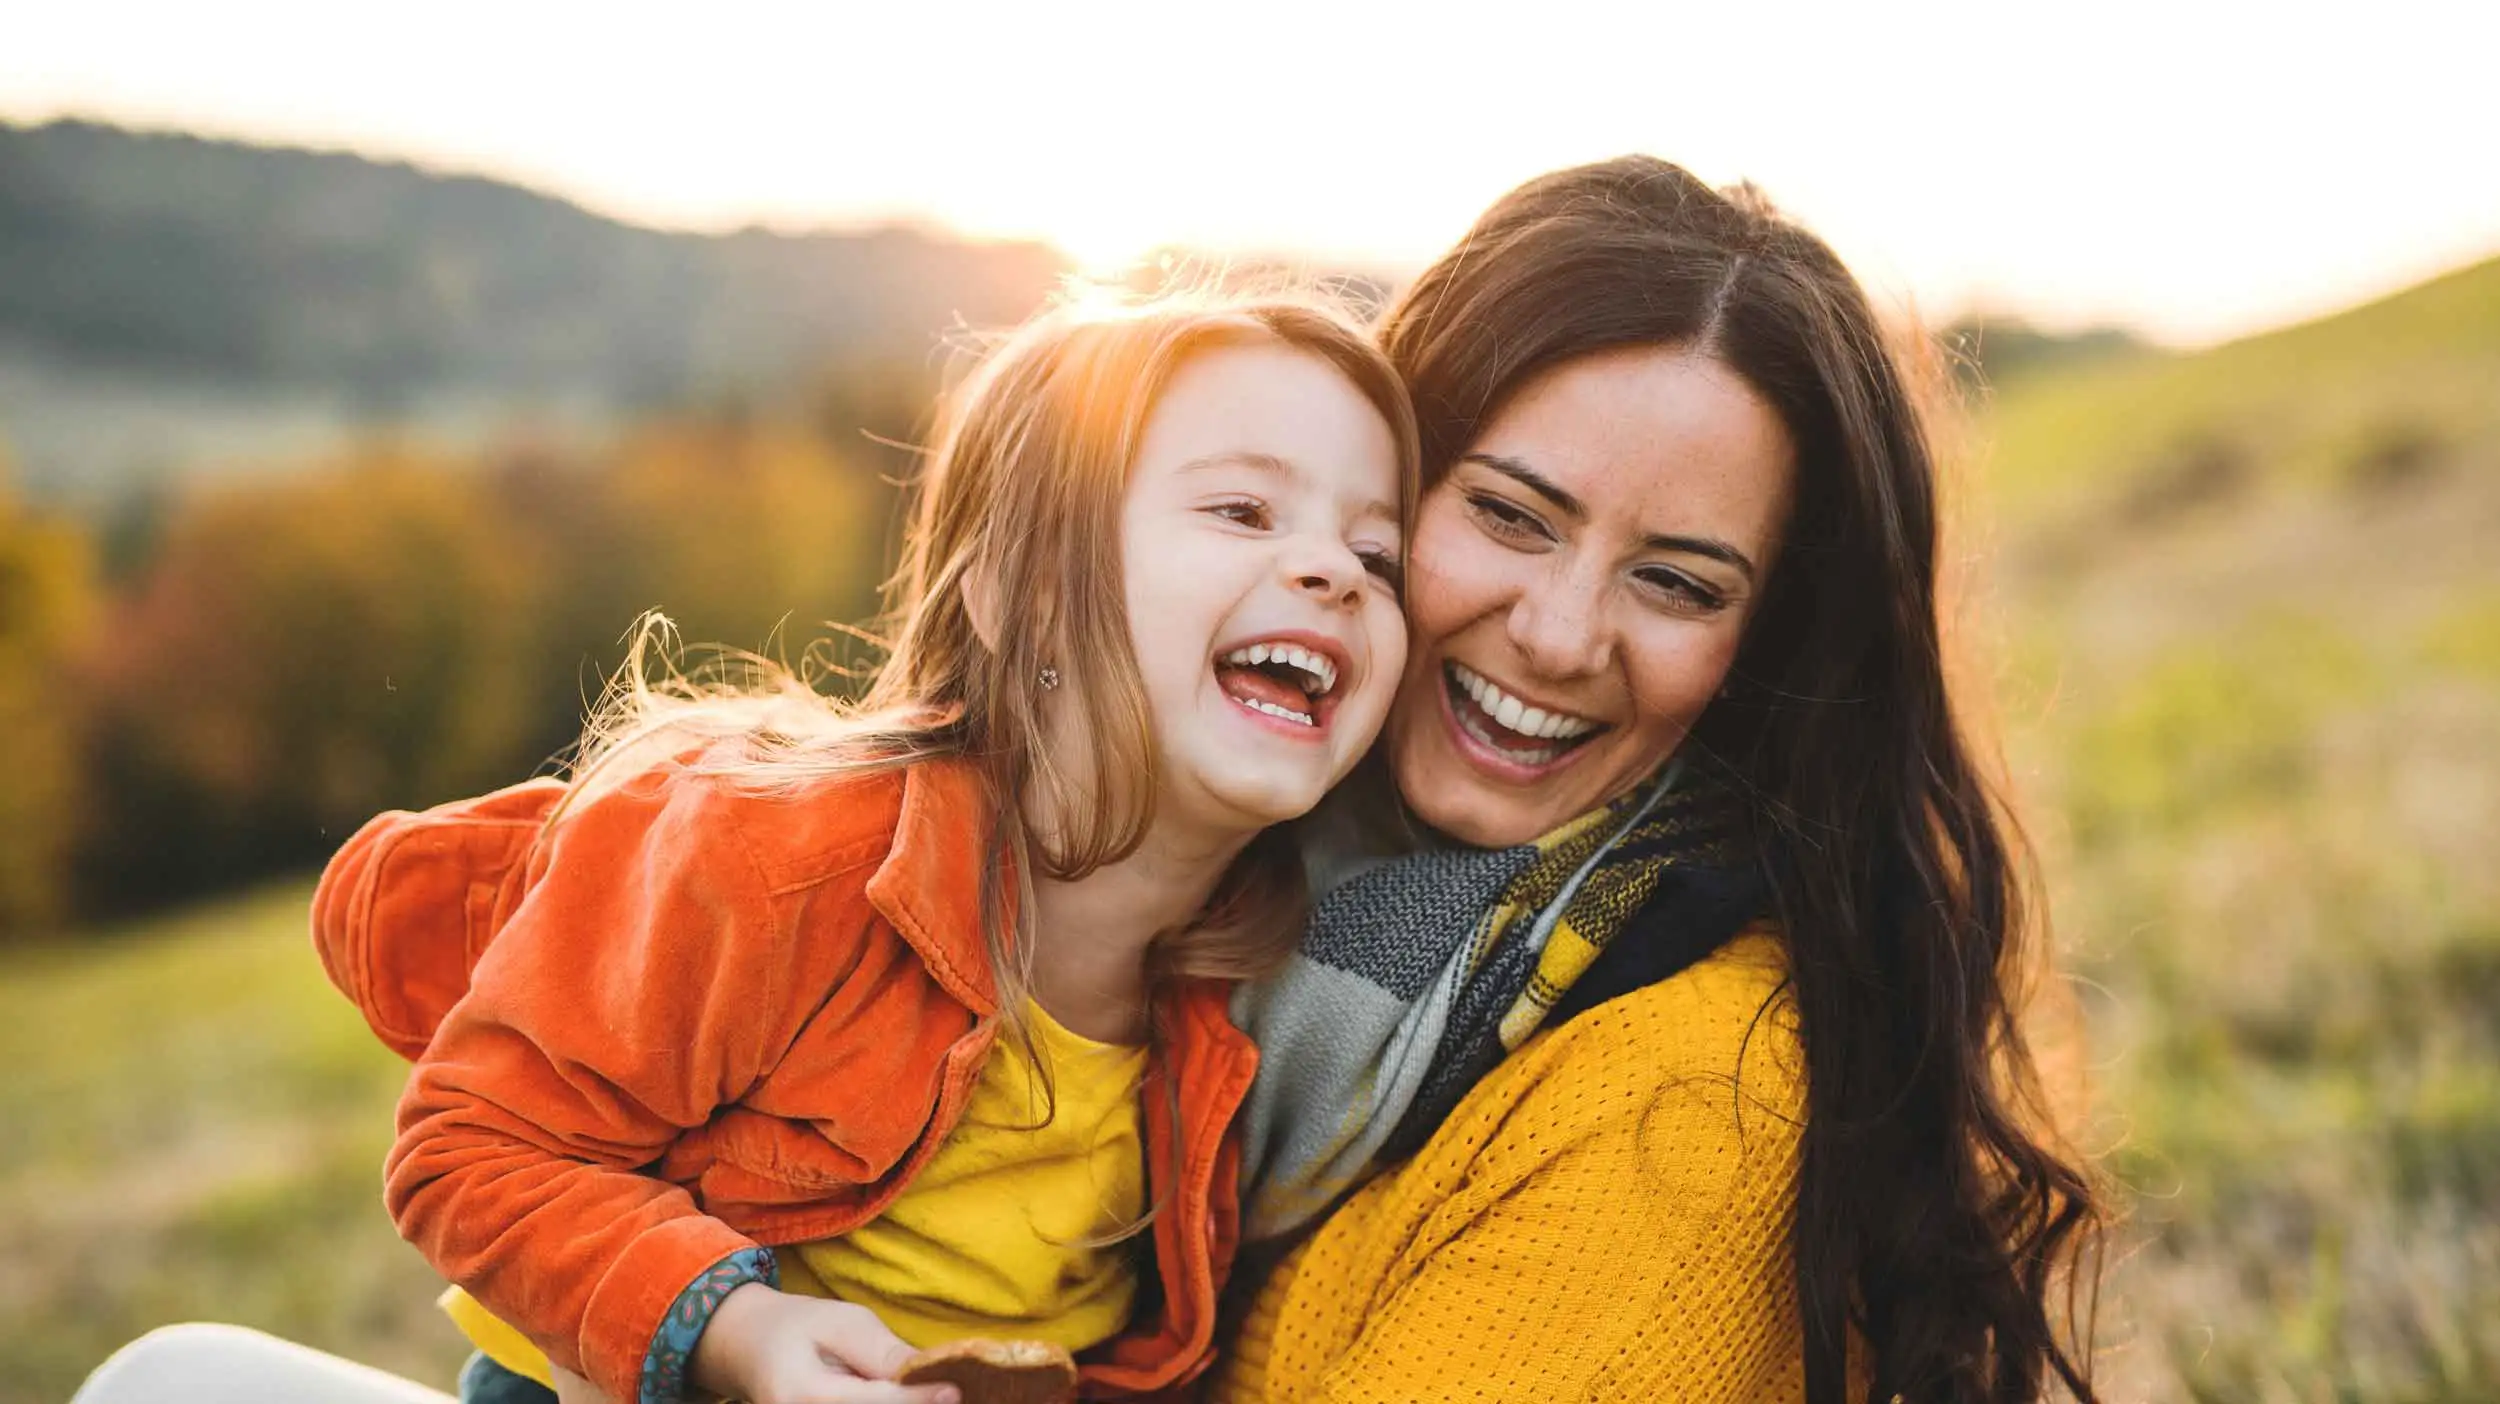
[1467,452,1756,580]
[1462,453,1585,518]
[1643,532,1757,582]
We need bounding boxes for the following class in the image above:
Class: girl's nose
[1284,537,1366,609]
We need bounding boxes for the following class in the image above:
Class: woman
[71,157,2099,1404]
[1214,157,2102,1403]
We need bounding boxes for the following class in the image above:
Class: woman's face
[1386,345,1797,847]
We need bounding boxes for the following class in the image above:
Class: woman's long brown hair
[1376,156,2103,1403]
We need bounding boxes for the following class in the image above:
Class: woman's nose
[1506,568,1611,678]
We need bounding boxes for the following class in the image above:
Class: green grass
[1982,257,2500,1401]
[0,886,468,1404]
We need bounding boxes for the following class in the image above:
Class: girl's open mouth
[1441,661,1607,771]
[1214,637,1345,734]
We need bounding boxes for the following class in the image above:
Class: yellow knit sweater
[1210,928,1814,1403]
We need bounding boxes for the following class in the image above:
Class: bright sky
[7,1,2495,346]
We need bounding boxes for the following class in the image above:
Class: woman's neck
[1023,814,1249,1045]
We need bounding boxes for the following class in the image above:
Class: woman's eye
[1207,499,1270,530]
[1466,492,1550,544]
[1357,548,1404,594]
[1635,567,1727,614]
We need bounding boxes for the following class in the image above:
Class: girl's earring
[1038,665,1061,691]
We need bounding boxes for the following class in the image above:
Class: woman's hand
[688,1284,958,1404]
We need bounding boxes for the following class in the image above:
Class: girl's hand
[547,1363,609,1404]
[689,1284,959,1404]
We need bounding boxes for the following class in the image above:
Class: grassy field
[6,258,2496,1404]
[0,887,467,1404]
[1981,256,2500,1401]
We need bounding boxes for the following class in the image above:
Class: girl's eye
[1466,492,1551,544]
[1634,566,1728,615]
[1357,548,1404,594]
[1206,499,1271,530]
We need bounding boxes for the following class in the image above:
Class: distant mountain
[1938,316,2146,390]
[0,119,1069,499]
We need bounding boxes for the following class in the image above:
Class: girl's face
[1387,345,1796,848]
[1119,339,1408,844]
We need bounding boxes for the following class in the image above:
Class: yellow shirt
[1212,928,1831,1404]
[780,998,1148,1349]
[446,998,1148,1383]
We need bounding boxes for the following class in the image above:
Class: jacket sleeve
[385,772,817,1404]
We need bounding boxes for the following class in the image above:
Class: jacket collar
[863,758,1005,1016]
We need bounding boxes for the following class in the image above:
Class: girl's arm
[548,1293,951,1404]
[384,775,824,1404]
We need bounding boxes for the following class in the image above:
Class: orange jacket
[320,757,1259,1403]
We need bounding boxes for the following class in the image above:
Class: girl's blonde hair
[567,282,1420,1019]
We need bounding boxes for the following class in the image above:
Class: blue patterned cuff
[637,1245,778,1404]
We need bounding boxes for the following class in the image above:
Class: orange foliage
[72,415,897,914]
[0,462,96,933]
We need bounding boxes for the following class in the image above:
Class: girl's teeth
[1236,697,1314,726]
[1220,642,1337,695]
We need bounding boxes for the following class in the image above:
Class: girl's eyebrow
[1461,452,1756,581]
[1178,451,1294,478]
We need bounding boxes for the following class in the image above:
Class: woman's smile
[1436,659,1608,776]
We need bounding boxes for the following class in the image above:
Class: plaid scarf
[1231,760,1756,1242]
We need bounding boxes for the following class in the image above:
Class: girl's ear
[961,561,1005,651]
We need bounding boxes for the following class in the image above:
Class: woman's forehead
[1467,346,1796,553]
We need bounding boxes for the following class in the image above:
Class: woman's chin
[1383,720,1540,848]
[1392,752,1564,848]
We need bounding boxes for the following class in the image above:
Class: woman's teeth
[1447,662,1599,742]
[1221,642,1337,695]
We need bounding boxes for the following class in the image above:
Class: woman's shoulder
[1476,925,1804,1149]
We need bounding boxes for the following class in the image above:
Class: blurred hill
[1979,254,2500,1397]
[0,119,1068,502]
[1939,314,2147,391]
[1983,252,2500,524]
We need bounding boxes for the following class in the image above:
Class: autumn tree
[80,450,543,910]
[0,454,95,934]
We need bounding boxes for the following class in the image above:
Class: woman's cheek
[1403,515,1501,642]
[1632,621,1743,732]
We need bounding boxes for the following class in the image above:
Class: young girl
[314,288,1417,1404]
